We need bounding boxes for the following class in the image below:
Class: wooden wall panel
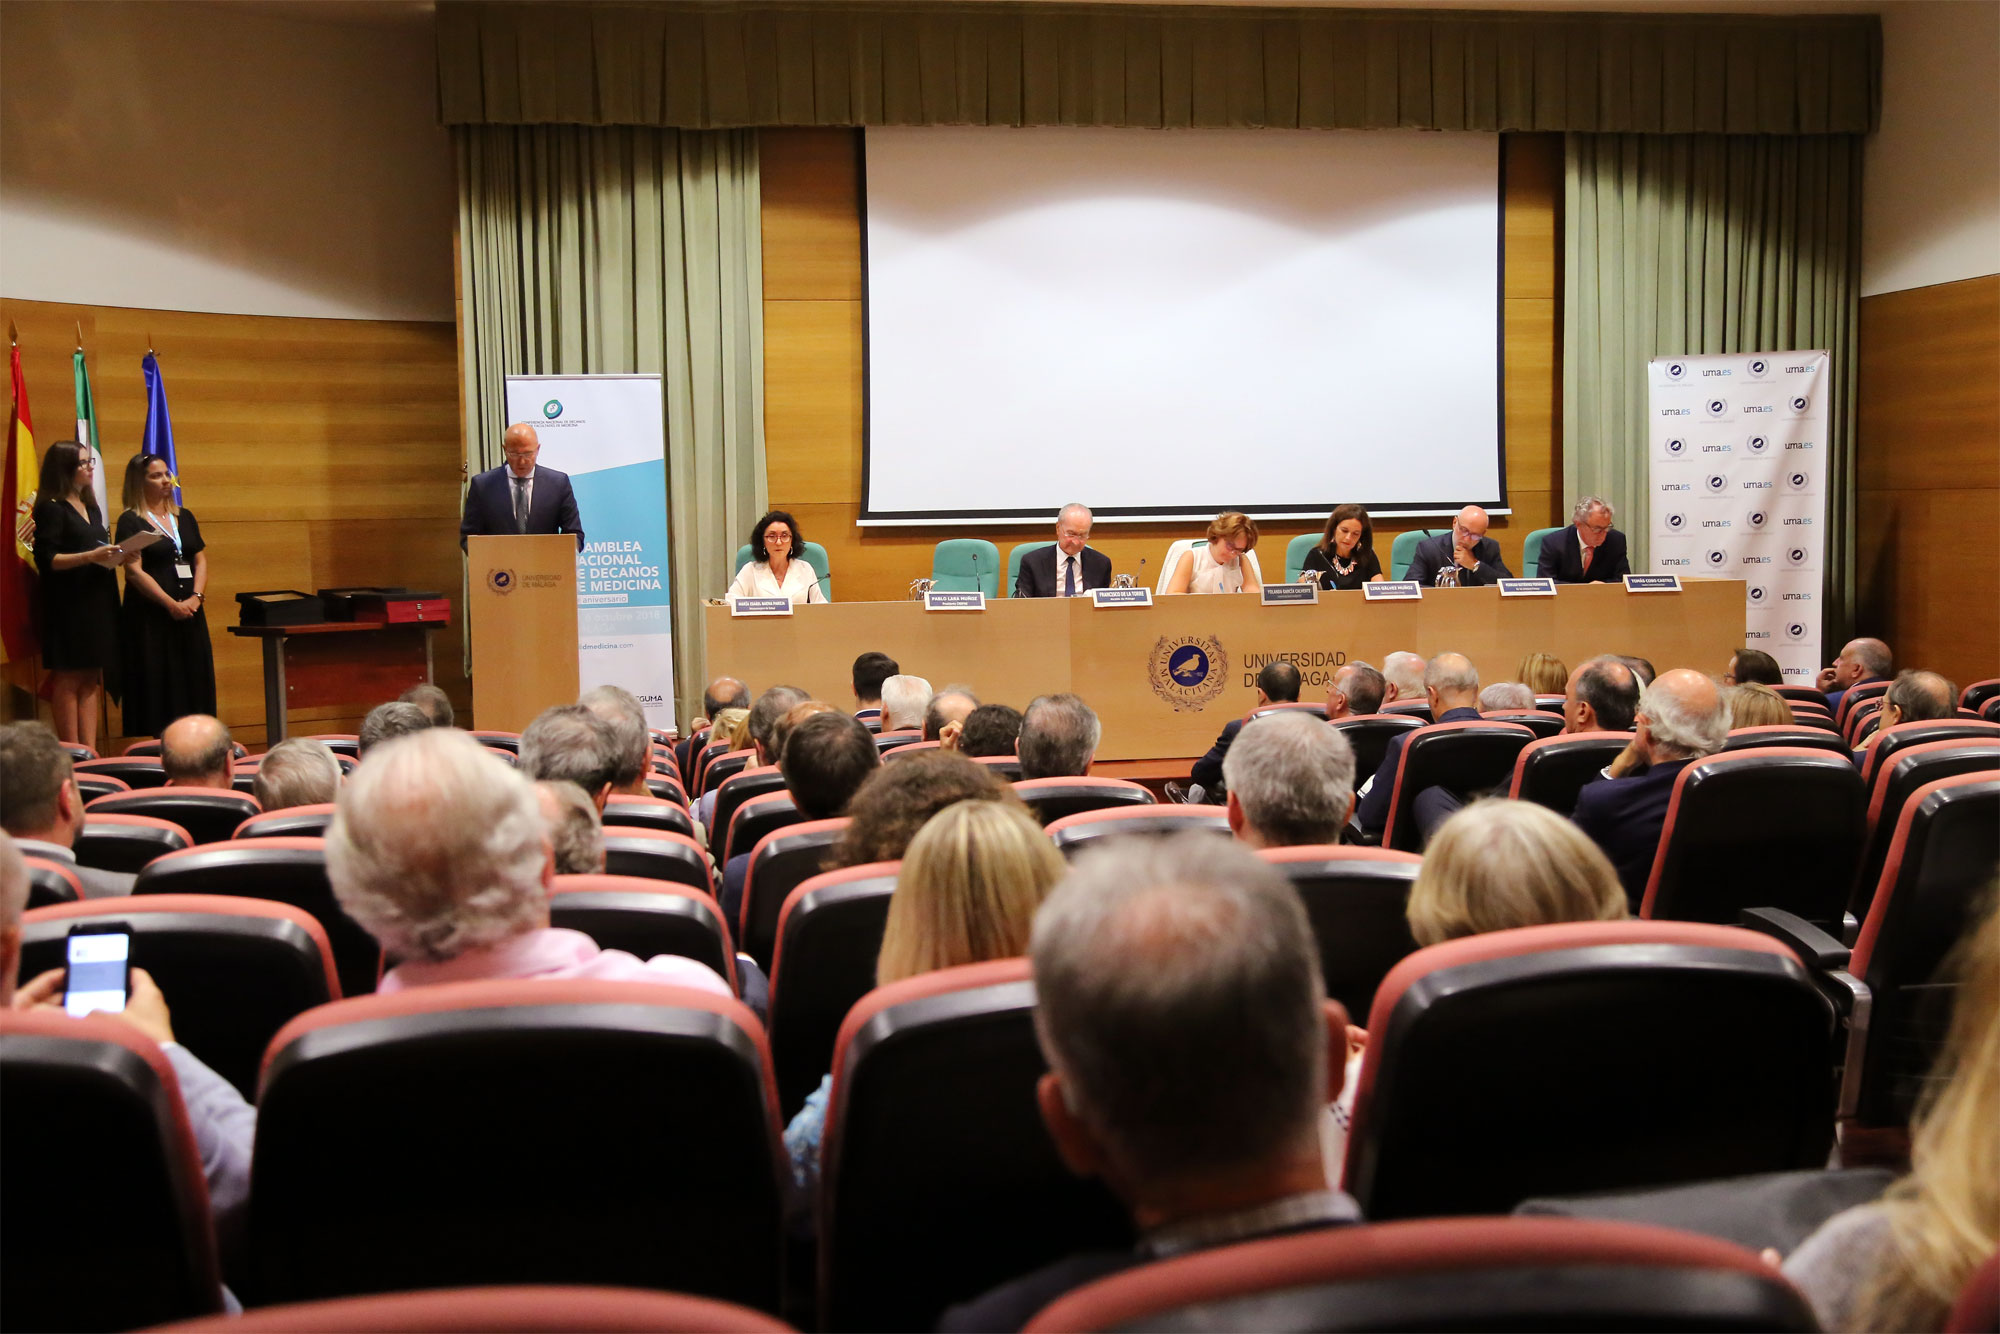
[1855,275,2000,689]
[759,130,1565,608]
[1,297,465,747]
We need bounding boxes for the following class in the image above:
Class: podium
[467,535,580,732]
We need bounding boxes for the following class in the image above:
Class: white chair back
[1157,538,1202,594]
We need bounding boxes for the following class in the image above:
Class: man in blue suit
[1405,506,1513,587]
[460,423,585,551]
[1351,653,1484,840]
[1571,669,1732,912]
[1538,496,1631,583]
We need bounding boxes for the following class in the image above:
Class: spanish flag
[2,339,38,665]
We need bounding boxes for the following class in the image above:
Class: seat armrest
[1739,908,1851,971]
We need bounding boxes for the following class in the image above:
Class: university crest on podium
[1149,635,1227,712]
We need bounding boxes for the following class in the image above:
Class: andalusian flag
[2,341,39,665]
[75,347,107,515]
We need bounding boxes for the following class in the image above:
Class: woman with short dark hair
[725,509,825,605]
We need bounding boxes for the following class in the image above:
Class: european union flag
[141,351,181,504]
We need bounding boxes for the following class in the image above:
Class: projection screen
[861,126,1505,525]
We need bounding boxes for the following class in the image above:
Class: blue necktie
[1064,555,1076,597]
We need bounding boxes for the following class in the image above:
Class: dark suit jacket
[1352,706,1483,834]
[460,465,584,551]
[1537,524,1631,583]
[1016,545,1113,598]
[1570,758,1695,912]
[1405,533,1512,587]
[1189,719,1245,794]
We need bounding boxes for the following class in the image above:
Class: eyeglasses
[1579,520,1612,535]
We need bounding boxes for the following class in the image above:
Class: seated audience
[951,703,1024,757]
[0,721,135,897]
[1517,651,1569,696]
[1018,693,1101,780]
[1165,510,1263,595]
[358,700,433,756]
[1564,656,1640,734]
[942,834,1359,1331]
[1782,889,1998,1332]
[1537,496,1629,583]
[784,798,1066,1200]
[326,729,728,996]
[1188,662,1302,800]
[519,704,623,810]
[535,780,605,876]
[694,685,807,831]
[1380,650,1427,704]
[851,652,897,722]
[923,685,981,742]
[1406,799,1628,945]
[828,750,1016,869]
[1724,647,1785,687]
[398,682,455,728]
[770,698,835,762]
[1223,712,1356,849]
[1727,683,1795,729]
[1326,661,1385,719]
[718,711,880,923]
[1571,669,1731,910]
[578,684,657,799]
[1819,637,1893,713]
[1352,653,1483,838]
[251,737,341,812]
[1406,505,1512,587]
[879,674,933,732]
[1856,670,1959,747]
[160,714,233,789]
[1478,681,1536,712]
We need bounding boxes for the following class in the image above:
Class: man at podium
[460,423,585,551]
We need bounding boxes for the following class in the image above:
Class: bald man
[1405,506,1513,588]
[459,422,585,552]
[160,714,234,790]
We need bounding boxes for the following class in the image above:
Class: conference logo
[1149,635,1228,713]
[1662,437,1689,459]
[1704,473,1730,496]
[1705,397,1729,419]
[1787,395,1811,415]
[542,399,563,420]
[1785,621,1811,643]
[1785,545,1813,568]
[486,568,515,595]
[1661,511,1688,534]
[1785,469,1814,493]
[1747,584,1769,607]
[1745,358,1770,379]
[1743,510,1770,532]
[1744,434,1771,456]
[1703,548,1730,570]
[1664,361,1688,382]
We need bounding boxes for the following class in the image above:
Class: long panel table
[704,580,1745,763]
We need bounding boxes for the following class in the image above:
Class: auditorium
[1,0,1996,1329]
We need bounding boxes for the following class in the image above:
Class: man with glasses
[459,422,585,552]
[1405,505,1513,588]
[1537,496,1630,584]
[1015,503,1112,598]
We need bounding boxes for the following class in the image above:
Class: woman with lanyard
[115,452,216,739]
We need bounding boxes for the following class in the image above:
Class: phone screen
[64,931,131,1016]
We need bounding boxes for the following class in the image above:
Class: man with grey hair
[518,704,624,811]
[1019,693,1102,780]
[1573,668,1732,910]
[1015,504,1111,598]
[1352,653,1483,838]
[1380,650,1427,704]
[941,834,1359,1331]
[1479,681,1537,712]
[327,728,727,995]
[1184,661,1302,802]
[578,685,656,799]
[1223,712,1357,848]
[694,685,808,832]
[879,674,934,732]
[1857,669,1959,750]
[398,683,455,729]
[922,685,980,743]
[252,737,341,813]
[1405,506,1513,588]
[161,714,234,789]
[0,721,135,897]
[1326,661,1385,719]
[535,780,606,876]
[358,700,433,756]
[1818,637,1893,715]
[1538,495,1630,583]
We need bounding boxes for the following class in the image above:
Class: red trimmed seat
[739,818,851,971]
[1860,719,2000,786]
[710,766,786,847]
[1854,738,2000,922]
[1775,685,1829,707]
[1480,708,1564,738]
[1327,713,1425,783]
[600,828,712,895]
[1535,694,1568,715]
[766,862,900,1118]
[1379,720,1536,852]
[22,855,82,908]
[1011,777,1154,826]
[548,874,736,991]
[819,959,1131,1332]
[1021,1216,1816,1333]
[1508,731,1628,816]
[872,729,926,755]
[154,1285,795,1333]
[58,741,98,762]
[1345,921,1834,1221]
[1723,725,1850,755]
[76,812,195,873]
[300,733,362,760]
[75,770,133,801]
[1844,698,1886,747]
[235,803,338,840]
[75,754,170,789]
[1639,748,1865,930]
[1834,681,1889,730]
[970,754,1024,781]
[724,791,805,866]
[1257,845,1422,1022]
[880,739,943,760]
[0,1009,225,1329]
[87,786,260,845]
[468,730,520,754]
[249,980,785,1311]
[600,795,696,840]
[230,761,262,795]
[689,738,734,796]
[22,894,339,1100]
[703,749,757,797]
[1380,700,1433,723]
[1045,804,1232,857]
[1248,701,1328,721]
[1961,679,2000,713]
[645,772,692,806]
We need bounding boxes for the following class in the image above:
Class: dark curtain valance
[437,2,1880,135]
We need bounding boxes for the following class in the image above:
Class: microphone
[970,546,983,594]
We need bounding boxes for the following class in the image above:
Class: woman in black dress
[115,452,216,739]
[32,440,129,750]
[1299,503,1385,590]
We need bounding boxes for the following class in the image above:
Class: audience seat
[236,803,338,840]
[1258,845,1421,1022]
[1844,699,1885,747]
[1328,713,1425,783]
[739,818,851,971]
[1854,738,2000,920]
[155,1286,796,1333]
[249,980,785,1311]
[74,755,170,789]
[1480,709,1565,739]
[58,741,98,762]
[1380,721,1536,852]
[970,754,1024,781]
[855,715,883,734]
[879,739,942,761]
[1379,700,1433,723]
[21,894,339,1100]
[1784,708,1843,734]
[76,812,195,874]
[601,829,712,895]
[469,730,520,754]
[1020,1216,1817,1333]
[75,771,133,801]
[1509,732,1629,816]
[1535,694,1567,715]
[1248,701,1329,721]
[1722,725,1852,755]
[1984,696,2000,723]
[231,763,262,795]
[600,795,696,840]
[710,767,787,844]
[724,792,804,866]
[548,874,736,990]
[301,733,362,760]
[1834,681,1889,730]
[703,750,757,797]
[1345,921,1834,1221]
[767,862,900,1118]
[1774,685,1829,708]
[931,537,1002,595]
[819,959,1132,1331]
[1859,719,2000,786]
[1012,777,1155,825]
[1947,1247,2000,1334]
[133,838,382,1000]
[873,730,925,754]
[0,1009,225,1330]
[646,774,692,806]
[689,739,734,795]
[22,855,82,908]
[87,787,260,845]
[1961,679,2000,714]
[1045,804,1232,857]
[1640,748,1866,929]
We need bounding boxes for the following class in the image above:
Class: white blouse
[1185,543,1263,595]
[727,558,826,605]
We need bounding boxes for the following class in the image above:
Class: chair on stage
[1005,541,1054,598]
[1520,525,1564,574]
[736,540,833,601]
[931,539,1001,595]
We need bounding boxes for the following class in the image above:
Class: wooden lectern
[467,535,580,732]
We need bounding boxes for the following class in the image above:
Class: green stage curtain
[457,125,766,723]
[437,2,1879,135]
[1563,132,1863,637]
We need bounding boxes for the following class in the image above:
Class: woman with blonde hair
[1516,652,1569,697]
[1165,510,1263,595]
[1727,682,1796,730]
[1406,798,1629,945]
[711,707,751,753]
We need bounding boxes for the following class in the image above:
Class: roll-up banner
[504,375,676,731]
[1647,351,1829,685]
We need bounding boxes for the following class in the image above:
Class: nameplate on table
[729,596,794,618]
[923,590,987,612]
[1498,578,1558,598]
[1091,587,1153,608]
[1362,581,1423,602]
[1261,583,1319,606]
[1624,574,1684,594]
